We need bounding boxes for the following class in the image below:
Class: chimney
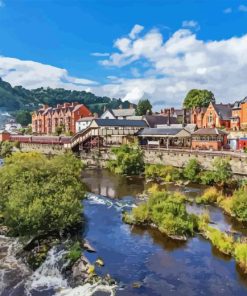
[182,108,187,127]
[42,104,49,110]
[171,107,175,115]
[93,112,99,118]
[57,104,62,108]
[167,109,171,126]
[119,104,123,109]
[129,103,134,109]
[64,103,70,108]
[160,109,163,114]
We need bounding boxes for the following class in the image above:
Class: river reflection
[82,168,247,296]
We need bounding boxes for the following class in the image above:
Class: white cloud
[182,20,200,30]
[129,24,144,39]
[91,52,110,57]
[0,56,97,90]
[223,7,232,14]
[239,4,247,12]
[2,24,247,110]
[96,25,247,108]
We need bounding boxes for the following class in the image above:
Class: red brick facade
[32,103,92,135]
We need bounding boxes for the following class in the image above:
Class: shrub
[234,242,247,273]
[67,241,82,264]
[196,187,221,204]
[206,226,234,255]
[200,171,215,185]
[124,189,198,238]
[200,158,232,187]
[0,152,85,236]
[107,144,144,176]
[183,158,202,182]
[231,188,247,221]
[145,164,181,182]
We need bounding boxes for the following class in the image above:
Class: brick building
[190,107,207,128]
[32,103,92,135]
[202,102,232,129]
[231,97,247,130]
[191,128,228,151]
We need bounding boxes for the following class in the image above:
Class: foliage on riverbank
[145,157,234,188]
[107,143,144,175]
[0,141,15,158]
[145,164,181,182]
[0,152,85,236]
[198,218,247,272]
[123,189,198,239]
[196,187,223,204]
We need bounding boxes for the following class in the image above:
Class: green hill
[0,77,134,115]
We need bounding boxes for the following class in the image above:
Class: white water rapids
[0,194,119,296]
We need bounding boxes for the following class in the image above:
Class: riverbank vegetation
[0,151,85,236]
[107,143,144,175]
[145,157,234,188]
[123,189,198,240]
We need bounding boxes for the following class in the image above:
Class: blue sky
[0,0,247,108]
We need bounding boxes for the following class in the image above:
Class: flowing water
[0,168,247,296]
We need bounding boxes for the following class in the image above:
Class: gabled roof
[111,108,136,117]
[192,128,228,136]
[143,115,178,128]
[93,118,148,127]
[213,103,232,120]
[138,128,191,137]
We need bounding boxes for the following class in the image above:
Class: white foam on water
[57,282,116,296]
[25,246,68,293]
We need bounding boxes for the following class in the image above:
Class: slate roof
[143,115,178,128]
[94,119,148,127]
[138,128,185,136]
[213,104,232,120]
[111,108,136,117]
[192,128,228,136]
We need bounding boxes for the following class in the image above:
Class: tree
[183,158,202,182]
[0,141,14,158]
[107,143,144,175]
[183,89,215,109]
[0,152,85,236]
[136,99,152,116]
[15,110,32,126]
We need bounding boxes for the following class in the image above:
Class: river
[0,168,247,295]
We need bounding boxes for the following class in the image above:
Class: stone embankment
[80,148,247,176]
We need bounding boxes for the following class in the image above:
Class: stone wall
[20,143,65,155]
[80,148,247,176]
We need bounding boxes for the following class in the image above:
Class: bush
[107,143,144,176]
[183,158,202,182]
[196,187,221,204]
[67,241,82,264]
[231,188,247,221]
[0,152,85,236]
[234,243,247,273]
[124,189,198,238]
[206,226,234,255]
[145,164,181,182]
[200,158,232,187]
[0,141,14,158]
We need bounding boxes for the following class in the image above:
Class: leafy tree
[0,152,85,236]
[183,89,215,109]
[107,143,144,175]
[201,157,232,187]
[15,110,32,126]
[183,158,201,182]
[136,99,152,116]
[0,141,14,158]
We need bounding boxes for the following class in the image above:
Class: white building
[101,108,136,119]
[5,121,22,132]
[76,117,95,133]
